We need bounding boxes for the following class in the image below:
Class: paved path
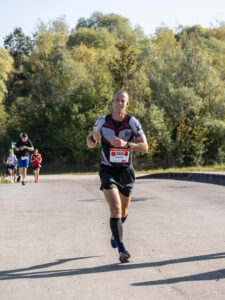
[0,175,225,299]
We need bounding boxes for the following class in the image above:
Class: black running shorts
[32,166,40,171]
[7,165,15,170]
[99,164,135,197]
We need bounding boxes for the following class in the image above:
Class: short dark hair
[113,90,129,100]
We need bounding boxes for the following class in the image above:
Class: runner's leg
[33,169,36,182]
[36,168,40,182]
[22,167,27,184]
[11,169,15,183]
[18,167,23,182]
[9,168,13,183]
[103,188,125,250]
[19,167,23,176]
[17,159,22,182]
[12,169,16,183]
[119,191,131,220]
[104,188,122,218]
[22,167,25,180]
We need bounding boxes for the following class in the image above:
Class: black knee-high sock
[121,216,127,223]
[110,218,125,250]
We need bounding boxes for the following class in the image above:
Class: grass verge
[135,164,225,174]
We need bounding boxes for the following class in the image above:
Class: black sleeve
[15,140,21,148]
[27,140,34,148]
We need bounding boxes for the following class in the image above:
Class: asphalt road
[0,175,225,300]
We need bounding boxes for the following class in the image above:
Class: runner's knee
[111,205,122,217]
[122,209,128,217]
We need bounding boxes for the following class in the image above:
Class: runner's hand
[112,136,127,148]
[92,127,101,142]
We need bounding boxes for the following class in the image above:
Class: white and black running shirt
[93,114,145,167]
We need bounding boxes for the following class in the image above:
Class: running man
[86,90,148,263]
[6,149,17,183]
[30,148,42,183]
[14,132,34,185]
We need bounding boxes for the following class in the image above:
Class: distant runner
[15,132,34,185]
[6,149,17,183]
[30,148,42,183]
[87,90,148,263]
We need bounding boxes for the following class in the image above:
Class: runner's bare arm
[130,135,148,152]
[86,127,101,149]
[22,145,34,151]
[112,135,148,153]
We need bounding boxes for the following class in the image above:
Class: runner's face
[112,93,129,113]
[22,137,27,142]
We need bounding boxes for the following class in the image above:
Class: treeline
[0,12,225,169]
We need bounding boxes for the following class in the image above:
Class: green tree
[67,27,116,49]
[0,47,13,160]
[75,11,143,41]
[0,47,13,102]
[2,17,225,169]
[3,28,33,106]
[108,40,141,89]
[4,27,32,68]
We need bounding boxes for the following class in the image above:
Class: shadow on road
[1,252,225,282]
[132,268,225,286]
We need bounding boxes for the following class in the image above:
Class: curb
[136,172,225,186]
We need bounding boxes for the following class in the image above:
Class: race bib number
[21,156,28,160]
[110,148,130,163]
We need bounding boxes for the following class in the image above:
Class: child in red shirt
[30,148,42,183]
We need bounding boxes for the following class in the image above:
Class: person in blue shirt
[6,149,17,183]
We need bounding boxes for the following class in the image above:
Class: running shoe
[17,175,21,182]
[22,181,26,186]
[119,249,130,263]
[111,234,117,248]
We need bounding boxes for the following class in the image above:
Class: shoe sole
[119,252,131,263]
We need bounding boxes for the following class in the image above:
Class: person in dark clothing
[14,132,34,185]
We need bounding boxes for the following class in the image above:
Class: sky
[0,0,225,46]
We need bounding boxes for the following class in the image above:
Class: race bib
[21,156,28,160]
[110,148,130,163]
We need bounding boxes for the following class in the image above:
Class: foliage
[0,14,225,169]
[75,11,144,42]
[0,47,13,102]
[68,27,116,49]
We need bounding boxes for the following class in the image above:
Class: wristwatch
[90,135,97,143]
[127,142,132,149]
